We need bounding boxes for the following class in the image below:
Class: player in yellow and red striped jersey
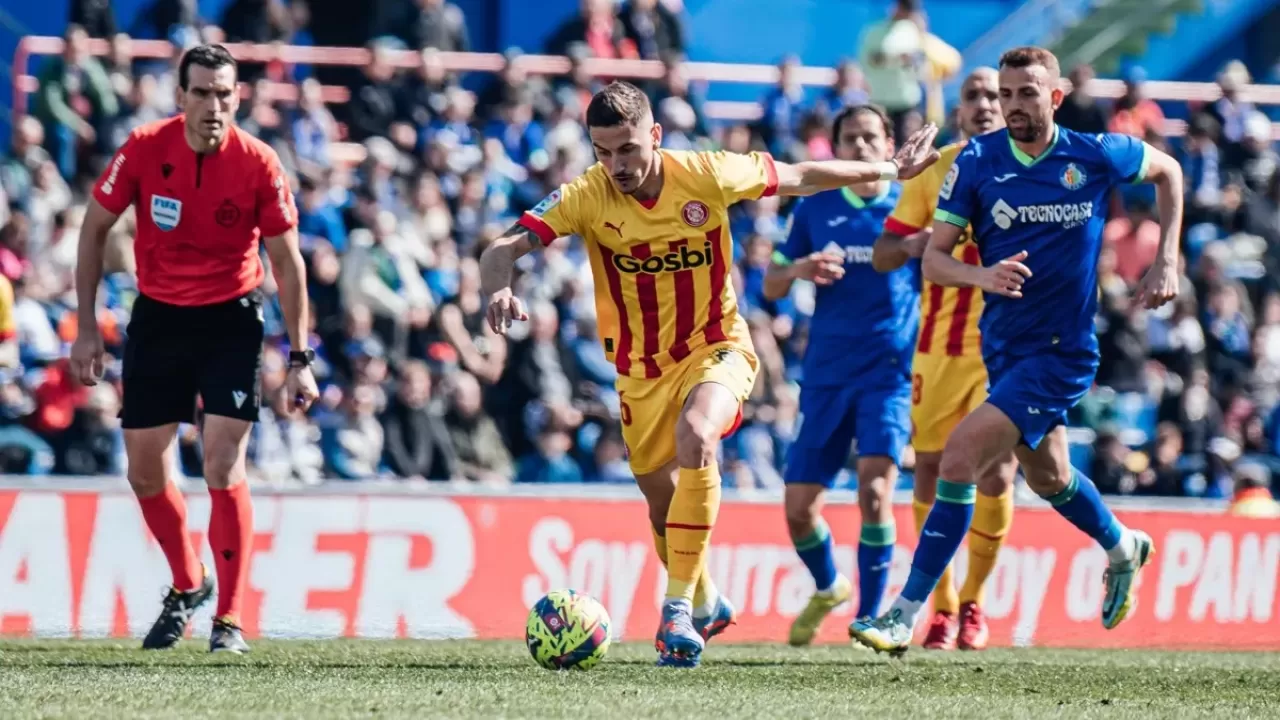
[872,67,1018,652]
[480,81,942,668]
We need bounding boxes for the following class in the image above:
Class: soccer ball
[525,589,613,671]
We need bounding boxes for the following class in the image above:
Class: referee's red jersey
[92,115,298,307]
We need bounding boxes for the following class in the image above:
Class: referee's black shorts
[120,289,266,429]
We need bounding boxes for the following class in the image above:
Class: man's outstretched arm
[773,123,940,197]
[479,223,542,334]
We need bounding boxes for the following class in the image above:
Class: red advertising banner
[0,488,1276,649]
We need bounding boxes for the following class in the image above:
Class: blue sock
[1044,469,1124,550]
[793,517,838,592]
[856,522,896,617]
[901,480,976,604]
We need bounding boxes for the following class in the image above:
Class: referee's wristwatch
[288,348,316,370]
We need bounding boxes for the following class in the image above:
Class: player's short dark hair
[999,46,1061,79]
[830,103,892,145]
[178,44,238,91]
[585,81,652,128]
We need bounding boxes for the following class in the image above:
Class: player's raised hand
[793,251,846,286]
[486,287,528,335]
[892,123,941,180]
[1135,259,1179,309]
[69,328,105,387]
[979,250,1032,298]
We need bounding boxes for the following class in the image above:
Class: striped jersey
[517,149,778,380]
[884,141,983,357]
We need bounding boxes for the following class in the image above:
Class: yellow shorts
[910,351,988,453]
[616,343,758,476]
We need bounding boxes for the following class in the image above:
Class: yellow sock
[653,526,717,611]
[664,465,721,603]
[960,490,1014,605]
[914,499,959,614]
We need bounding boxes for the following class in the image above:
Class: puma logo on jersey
[604,221,625,238]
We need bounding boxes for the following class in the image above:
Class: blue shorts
[784,381,912,488]
[984,349,1098,451]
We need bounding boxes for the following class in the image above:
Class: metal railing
[13,34,1280,149]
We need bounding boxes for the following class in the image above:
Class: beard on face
[1005,112,1047,142]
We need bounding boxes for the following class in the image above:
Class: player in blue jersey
[763,104,935,646]
[851,46,1183,655]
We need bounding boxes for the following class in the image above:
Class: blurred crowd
[0,0,1277,511]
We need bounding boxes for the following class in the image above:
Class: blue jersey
[780,185,920,386]
[934,126,1148,359]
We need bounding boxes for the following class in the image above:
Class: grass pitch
[3,639,1279,719]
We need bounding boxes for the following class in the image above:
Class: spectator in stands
[298,172,349,253]
[1181,115,1224,226]
[1248,294,1280,411]
[485,91,548,171]
[291,78,338,169]
[109,73,165,150]
[69,0,118,39]
[221,0,288,44]
[858,0,924,143]
[1203,61,1256,148]
[619,0,685,61]
[380,360,459,480]
[1,117,53,213]
[437,258,506,385]
[383,0,471,53]
[249,347,324,485]
[1228,461,1280,517]
[493,301,581,459]
[405,172,453,249]
[340,223,434,357]
[546,0,637,60]
[516,428,583,484]
[133,0,199,41]
[348,43,400,143]
[478,50,554,125]
[0,369,55,475]
[758,56,807,160]
[1108,66,1164,139]
[444,370,512,484]
[1144,422,1188,496]
[321,382,386,480]
[34,25,118,182]
[1056,64,1109,135]
[1104,201,1161,286]
[1227,111,1278,193]
[816,59,870,119]
[649,56,709,139]
[104,33,134,103]
[587,426,633,483]
[1204,283,1254,381]
[1149,294,1206,380]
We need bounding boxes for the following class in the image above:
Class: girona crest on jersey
[681,200,709,227]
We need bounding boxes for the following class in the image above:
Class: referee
[69,44,319,654]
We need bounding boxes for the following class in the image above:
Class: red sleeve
[92,132,143,215]
[883,217,922,236]
[760,153,779,198]
[517,213,558,247]
[255,147,298,237]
